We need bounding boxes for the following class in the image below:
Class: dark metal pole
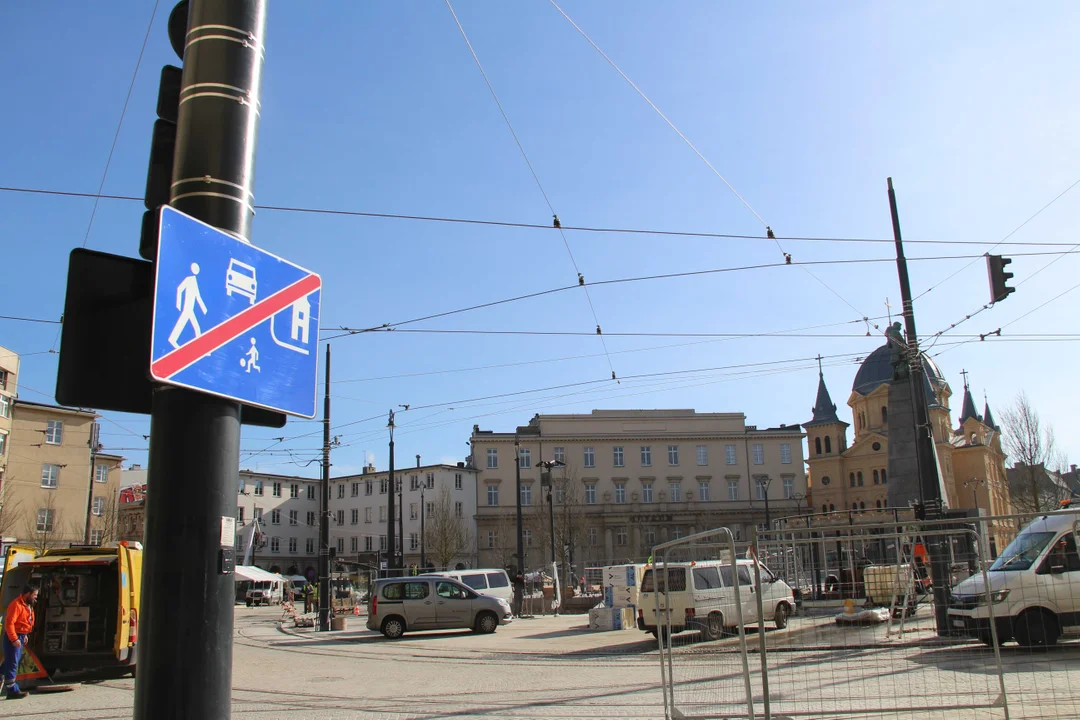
[318,344,331,632]
[513,434,524,615]
[387,411,396,574]
[420,485,426,570]
[764,479,771,541]
[397,482,403,571]
[548,487,556,565]
[135,3,266,717]
[887,177,951,635]
[84,421,99,544]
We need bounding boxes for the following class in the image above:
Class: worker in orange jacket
[1,585,38,700]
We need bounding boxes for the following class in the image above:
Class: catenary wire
[444,0,616,377]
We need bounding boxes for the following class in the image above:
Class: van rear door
[0,545,38,612]
[116,544,140,663]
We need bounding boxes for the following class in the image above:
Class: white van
[246,579,284,606]
[424,569,513,602]
[637,559,796,640]
[949,509,1080,647]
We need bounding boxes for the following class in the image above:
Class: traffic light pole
[387,411,396,574]
[887,177,952,636]
[318,343,331,632]
[135,2,267,718]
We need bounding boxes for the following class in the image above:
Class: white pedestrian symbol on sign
[168,263,208,349]
[241,337,261,373]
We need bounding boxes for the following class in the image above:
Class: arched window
[881,406,888,424]
[829,504,835,512]
[859,501,865,510]
[875,499,882,509]
[852,502,858,511]
[822,504,828,514]
[873,469,880,485]
[857,471,864,486]
[825,436,832,453]
[881,468,887,484]
[815,437,822,455]
[849,473,856,488]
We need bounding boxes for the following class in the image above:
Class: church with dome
[804,341,1014,556]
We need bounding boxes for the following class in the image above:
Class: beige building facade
[471,410,808,573]
[0,344,19,538]
[4,399,123,549]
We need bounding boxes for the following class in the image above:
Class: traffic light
[986,254,1015,304]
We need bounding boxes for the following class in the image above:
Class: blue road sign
[150,206,322,418]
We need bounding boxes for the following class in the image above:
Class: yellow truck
[0,542,142,681]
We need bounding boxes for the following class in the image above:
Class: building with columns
[471,410,808,574]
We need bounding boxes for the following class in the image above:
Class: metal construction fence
[650,510,1080,720]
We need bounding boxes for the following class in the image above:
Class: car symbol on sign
[225,259,257,304]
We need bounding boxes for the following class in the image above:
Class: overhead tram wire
[443,0,616,378]
[914,176,1080,302]
[2,186,1077,249]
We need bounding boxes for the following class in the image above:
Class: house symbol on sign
[271,295,315,355]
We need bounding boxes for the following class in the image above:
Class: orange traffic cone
[353,604,360,616]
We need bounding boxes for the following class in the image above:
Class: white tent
[234,565,283,583]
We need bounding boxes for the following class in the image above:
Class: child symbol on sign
[241,337,261,373]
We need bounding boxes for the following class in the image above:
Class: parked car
[949,508,1080,647]
[366,576,513,638]
[422,568,513,602]
[637,559,796,640]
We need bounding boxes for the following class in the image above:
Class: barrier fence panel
[743,509,1080,720]
[647,527,756,720]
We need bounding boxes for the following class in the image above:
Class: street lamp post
[759,476,773,540]
[963,477,985,514]
[513,434,524,617]
[419,483,426,571]
[536,459,565,567]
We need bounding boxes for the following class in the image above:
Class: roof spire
[982,391,999,430]
[958,370,981,424]
[806,359,844,427]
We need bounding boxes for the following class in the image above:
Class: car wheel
[774,603,791,630]
[476,611,498,634]
[381,616,406,639]
[1014,610,1058,648]
[977,631,1007,647]
[650,627,670,642]
[702,613,724,641]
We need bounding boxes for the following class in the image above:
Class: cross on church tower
[816,354,824,376]
[885,297,892,324]
[960,368,970,389]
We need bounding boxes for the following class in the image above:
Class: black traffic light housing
[986,254,1015,304]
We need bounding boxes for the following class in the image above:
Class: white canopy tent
[234,565,284,583]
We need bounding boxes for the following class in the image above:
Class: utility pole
[397,472,404,571]
[135,2,266,718]
[84,421,101,544]
[318,343,331,632]
[763,476,772,542]
[887,177,951,636]
[419,483,426,570]
[513,434,524,616]
[387,410,396,575]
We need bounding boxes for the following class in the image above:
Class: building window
[380,478,388,494]
[0,432,7,457]
[780,444,792,464]
[487,530,497,549]
[380,535,387,551]
[644,527,656,547]
[335,483,343,499]
[270,537,280,553]
[348,536,357,553]
[307,484,316,500]
[585,483,596,504]
[752,444,764,465]
[669,481,681,502]
[337,538,345,553]
[455,473,463,490]
[815,437,822,455]
[616,528,628,547]
[850,472,856,488]
[271,509,281,525]
[45,420,63,445]
[519,448,531,469]
[336,510,345,525]
[881,469,887,484]
[756,479,767,501]
[520,484,532,506]
[668,445,679,466]
[41,464,60,488]
[91,496,105,515]
[0,395,9,419]
[288,537,297,554]
[254,507,263,521]
[351,482,359,497]
[410,475,419,492]
[272,482,282,497]
[308,511,316,526]
[410,533,419,551]
[379,506,387,522]
[783,478,794,499]
[857,471,864,487]
[523,529,532,547]
[873,469,880,485]
[642,482,653,503]
[363,536,372,552]
[425,473,434,489]
[351,509,359,525]
[455,501,463,518]
[90,528,104,545]
[553,447,565,464]
[487,485,499,506]
[36,508,55,532]
[487,448,498,469]
[365,480,373,496]
[697,445,708,466]
[583,447,595,468]
[613,446,624,467]
[237,507,245,524]
[728,479,739,501]
[641,446,652,467]
[615,482,626,504]
[288,484,298,498]
[364,507,372,523]
[555,487,565,504]
[698,481,710,501]
[725,444,737,465]
[0,369,6,389]
[94,465,109,483]
[882,406,888,424]
[825,436,832,453]
[289,510,298,525]
[587,527,598,546]
[672,527,683,540]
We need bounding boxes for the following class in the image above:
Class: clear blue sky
[2,1,1078,478]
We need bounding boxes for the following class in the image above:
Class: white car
[949,509,1080,647]
[226,259,257,304]
[637,559,796,640]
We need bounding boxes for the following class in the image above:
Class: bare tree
[22,491,69,553]
[1002,392,1069,513]
[424,486,472,570]
[0,478,24,540]
[94,489,121,544]
[528,464,588,582]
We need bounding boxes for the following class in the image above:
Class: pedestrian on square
[1,585,38,700]
[303,582,315,614]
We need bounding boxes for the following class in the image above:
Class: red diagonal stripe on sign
[152,273,321,380]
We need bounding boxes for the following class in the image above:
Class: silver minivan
[367,577,513,638]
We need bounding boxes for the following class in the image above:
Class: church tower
[804,359,849,514]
